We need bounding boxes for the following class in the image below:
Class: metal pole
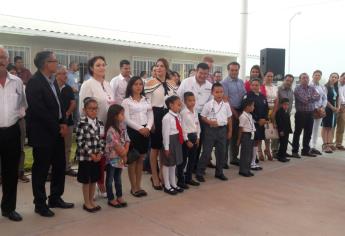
[239,0,248,80]
[288,12,301,73]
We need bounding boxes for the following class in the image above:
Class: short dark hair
[241,98,254,109]
[188,68,196,76]
[183,91,194,101]
[250,78,261,84]
[6,63,16,72]
[280,98,290,104]
[213,71,222,76]
[211,82,223,91]
[87,56,106,76]
[313,70,322,76]
[227,61,240,70]
[284,74,294,80]
[34,51,53,70]
[14,56,23,63]
[83,97,98,108]
[140,71,146,77]
[196,63,209,71]
[165,95,180,109]
[120,59,130,68]
[125,76,145,98]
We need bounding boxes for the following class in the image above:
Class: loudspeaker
[260,48,285,81]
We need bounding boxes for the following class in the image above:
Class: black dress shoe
[172,186,184,193]
[251,166,263,171]
[2,211,23,221]
[230,161,240,166]
[310,148,322,155]
[164,187,178,195]
[186,179,200,186]
[196,175,205,182]
[285,153,293,157]
[215,174,228,181]
[35,206,55,217]
[278,158,290,163]
[291,152,301,158]
[48,198,74,209]
[223,164,230,169]
[301,152,317,157]
[177,183,189,189]
[239,172,252,177]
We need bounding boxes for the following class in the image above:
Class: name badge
[251,131,255,140]
[100,125,105,138]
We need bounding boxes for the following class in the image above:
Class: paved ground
[1,147,345,236]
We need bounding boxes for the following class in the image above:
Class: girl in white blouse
[122,76,153,197]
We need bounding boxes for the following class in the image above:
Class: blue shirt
[221,76,246,109]
[67,71,79,93]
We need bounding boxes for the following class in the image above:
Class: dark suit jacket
[26,71,66,147]
[275,107,292,135]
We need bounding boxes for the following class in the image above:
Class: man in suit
[26,51,74,217]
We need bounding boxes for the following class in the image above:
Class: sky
[0,0,344,80]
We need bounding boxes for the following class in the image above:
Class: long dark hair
[105,104,124,135]
[87,56,106,76]
[125,76,145,98]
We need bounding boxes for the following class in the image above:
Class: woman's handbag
[265,123,279,139]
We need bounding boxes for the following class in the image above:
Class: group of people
[1,45,345,222]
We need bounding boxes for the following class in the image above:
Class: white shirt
[144,80,176,108]
[338,84,345,105]
[121,96,154,131]
[79,77,115,124]
[177,76,212,114]
[310,81,327,109]
[162,110,182,151]
[180,107,200,140]
[239,111,256,132]
[110,73,131,105]
[201,99,232,126]
[265,84,278,108]
[0,73,27,127]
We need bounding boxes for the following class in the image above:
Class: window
[171,61,198,80]
[45,48,92,67]
[4,45,31,69]
[212,65,224,75]
[132,57,156,77]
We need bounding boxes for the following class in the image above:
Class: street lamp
[288,11,301,73]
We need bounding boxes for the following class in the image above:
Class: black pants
[239,133,253,174]
[226,116,240,164]
[0,123,21,214]
[292,111,314,154]
[177,133,197,184]
[278,134,289,159]
[195,114,205,169]
[32,137,66,206]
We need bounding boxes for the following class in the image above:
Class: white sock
[169,166,177,188]
[162,166,171,189]
[251,146,258,167]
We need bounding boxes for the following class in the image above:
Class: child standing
[76,97,105,213]
[104,104,130,208]
[196,83,232,182]
[275,98,292,162]
[177,92,201,189]
[162,95,184,195]
[237,99,256,177]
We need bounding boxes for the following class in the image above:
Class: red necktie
[175,117,184,144]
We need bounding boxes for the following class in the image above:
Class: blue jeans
[106,165,122,200]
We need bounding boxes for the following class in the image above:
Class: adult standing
[177,63,212,169]
[292,73,320,158]
[0,46,27,221]
[14,56,32,85]
[26,51,74,217]
[213,71,223,83]
[335,73,345,150]
[221,62,246,167]
[56,65,77,176]
[202,56,215,84]
[145,58,176,189]
[79,56,115,197]
[321,73,339,153]
[110,59,131,105]
[67,62,80,125]
[310,70,327,155]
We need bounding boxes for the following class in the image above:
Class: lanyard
[242,112,254,131]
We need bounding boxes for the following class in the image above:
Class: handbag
[313,108,326,119]
[126,146,140,165]
[264,123,279,139]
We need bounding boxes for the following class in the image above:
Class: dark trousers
[197,126,226,176]
[239,133,254,174]
[105,165,122,200]
[177,133,197,184]
[195,114,206,170]
[225,116,240,164]
[292,111,314,154]
[0,123,21,214]
[278,134,289,159]
[32,137,66,206]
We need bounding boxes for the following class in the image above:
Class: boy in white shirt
[196,83,232,182]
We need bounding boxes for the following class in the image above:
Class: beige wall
[0,32,236,80]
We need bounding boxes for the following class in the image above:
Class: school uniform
[275,107,292,160]
[121,96,153,154]
[196,99,232,178]
[177,107,201,185]
[239,111,256,175]
[75,116,105,184]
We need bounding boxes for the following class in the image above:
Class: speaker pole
[239,0,248,80]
